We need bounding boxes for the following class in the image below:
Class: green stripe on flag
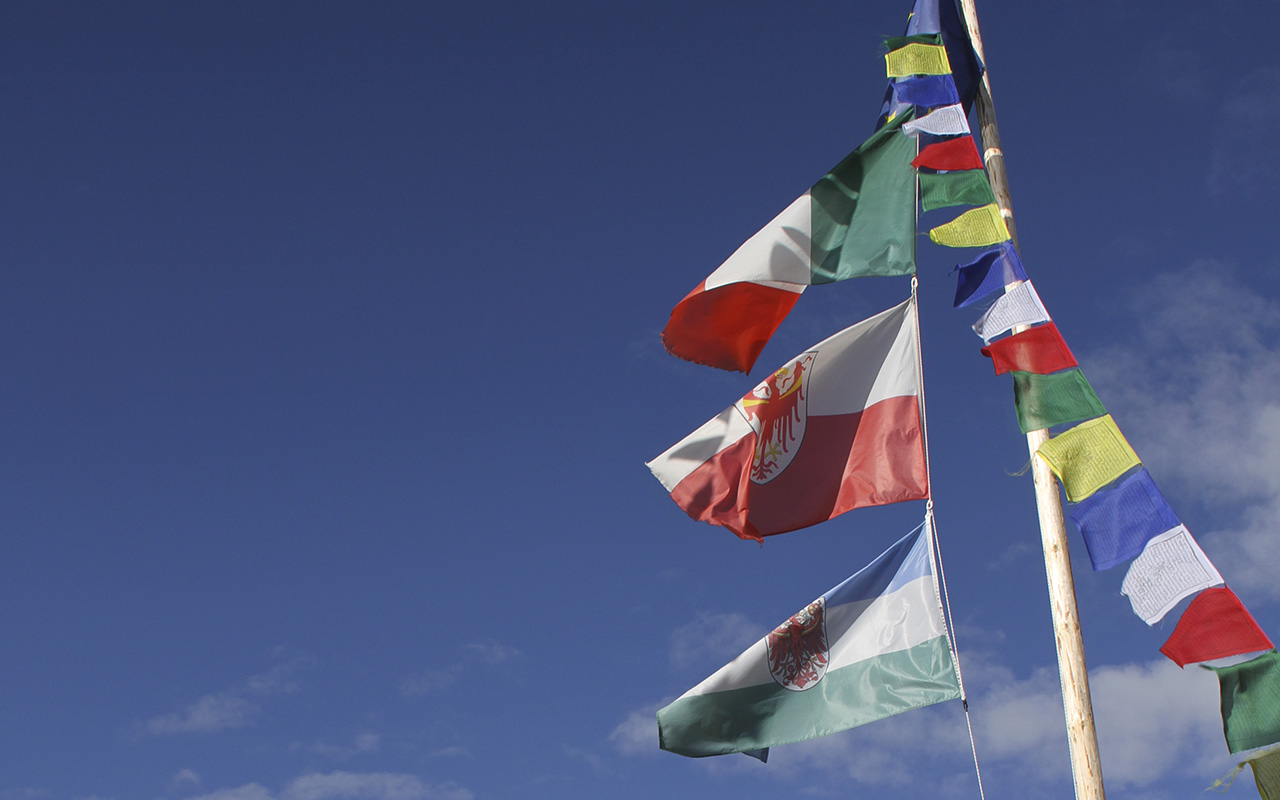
[919,169,996,212]
[809,111,918,284]
[657,636,959,757]
[1012,369,1107,434]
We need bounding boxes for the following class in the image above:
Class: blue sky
[2,1,1279,799]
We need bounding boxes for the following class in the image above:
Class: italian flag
[660,114,918,373]
[657,523,960,757]
[647,297,928,542]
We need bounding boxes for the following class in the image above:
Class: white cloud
[174,769,202,787]
[609,704,664,756]
[144,694,259,735]
[184,786,273,800]
[140,657,309,737]
[1086,264,1280,602]
[310,733,381,760]
[401,640,521,697]
[668,611,763,671]
[1209,67,1280,198]
[184,773,472,800]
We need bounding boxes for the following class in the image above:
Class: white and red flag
[647,297,929,541]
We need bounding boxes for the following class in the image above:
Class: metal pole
[952,2,1107,798]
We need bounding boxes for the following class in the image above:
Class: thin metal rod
[953,2,1107,798]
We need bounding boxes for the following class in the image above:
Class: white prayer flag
[972,281,1050,343]
[1121,525,1223,625]
[901,104,970,137]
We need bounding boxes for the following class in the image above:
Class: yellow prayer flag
[1252,748,1280,800]
[885,43,951,77]
[927,203,1011,248]
[1036,415,1140,502]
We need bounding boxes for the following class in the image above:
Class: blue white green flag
[657,521,961,757]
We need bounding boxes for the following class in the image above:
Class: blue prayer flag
[952,242,1028,308]
[891,75,960,109]
[1068,468,1182,571]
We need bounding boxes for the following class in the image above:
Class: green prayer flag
[809,110,919,284]
[1211,650,1280,754]
[919,169,996,212]
[1012,369,1107,434]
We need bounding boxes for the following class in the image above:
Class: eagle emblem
[765,598,828,691]
[738,352,816,484]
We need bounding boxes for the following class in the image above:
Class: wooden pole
[953,2,1107,798]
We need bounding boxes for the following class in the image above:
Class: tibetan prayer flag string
[982,321,1076,374]
[914,136,984,172]
[919,169,995,212]
[891,74,960,108]
[1210,650,1280,754]
[928,203,1009,248]
[972,281,1050,343]
[1012,369,1107,434]
[1161,587,1274,667]
[903,104,971,137]
[1068,468,1180,571]
[954,243,1028,309]
[1122,525,1223,625]
[1036,414,1140,502]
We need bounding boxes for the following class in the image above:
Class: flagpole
[953,2,1108,799]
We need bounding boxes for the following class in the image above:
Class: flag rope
[928,505,988,800]
[914,277,986,799]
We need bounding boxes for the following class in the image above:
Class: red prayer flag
[912,135,984,171]
[1160,587,1274,668]
[980,322,1077,375]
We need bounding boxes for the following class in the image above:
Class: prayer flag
[648,298,928,542]
[954,242,1028,309]
[1122,525,1223,624]
[1249,746,1280,799]
[1161,587,1274,667]
[982,322,1076,374]
[928,202,1009,247]
[972,281,1050,343]
[919,169,995,212]
[1068,468,1180,571]
[891,74,959,108]
[902,104,971,137]
[913,135,984,171]
[1036,415,1140,502]
[878,0,984,126]
[657,522,960,757]
[1011,369,1107,434]
[885,39,952,78]
[1210,650,1280,754]
[661,114,918,373]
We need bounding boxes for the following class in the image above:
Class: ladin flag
[648,298,928,542]
[657,521,960,757]
[660,114,918,374]
[1160,587,1273,667]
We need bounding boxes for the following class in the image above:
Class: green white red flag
[648,298,928,542]
[660,116,918,373]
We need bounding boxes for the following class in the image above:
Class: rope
[929,507,987,800]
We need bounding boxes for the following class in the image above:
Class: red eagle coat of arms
[738,352,816,484]
[765,598,829,691]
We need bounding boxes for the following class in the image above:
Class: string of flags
[648,0,1278,794]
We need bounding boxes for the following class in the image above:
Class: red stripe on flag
[668,395,928,541]
[662,281,802,374]
[912,136,984,172]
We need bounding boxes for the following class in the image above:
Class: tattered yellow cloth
[1036,415,1140,502]
[928,203,1011,248]
[885,43,951,77]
